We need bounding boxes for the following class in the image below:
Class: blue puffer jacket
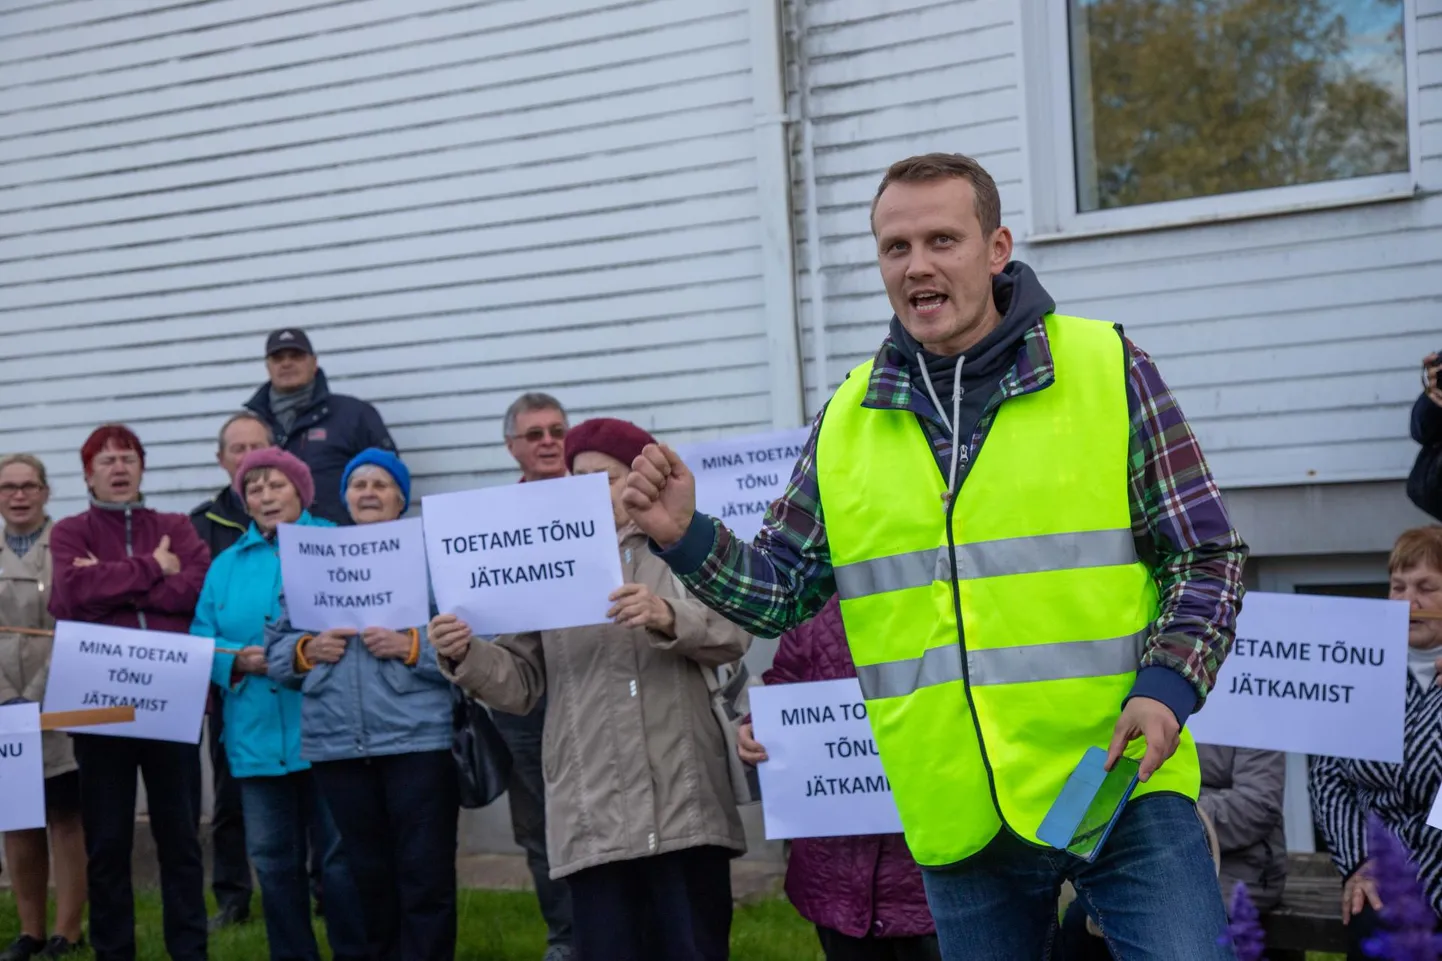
[265,586,452,764]
[192,512,334,779]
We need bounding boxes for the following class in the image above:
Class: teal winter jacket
[192,512,334,778]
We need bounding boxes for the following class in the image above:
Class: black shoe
[208,903,251,931]
[40,937,85,958]
[0,935,45,961]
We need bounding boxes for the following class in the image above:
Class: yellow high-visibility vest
[815,313,1199,867]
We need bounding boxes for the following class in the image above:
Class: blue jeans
[239,771,368,961]
[923,794,1234,961]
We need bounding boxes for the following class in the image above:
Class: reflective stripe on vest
[855,627,1148,699]
[815,313,1200,868]
[833,528,1138,600]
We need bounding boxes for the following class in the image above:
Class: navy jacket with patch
[245,368,396,525]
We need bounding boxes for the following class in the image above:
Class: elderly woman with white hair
[267,448,457,961]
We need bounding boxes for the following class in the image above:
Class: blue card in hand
[1036,746,1141,862]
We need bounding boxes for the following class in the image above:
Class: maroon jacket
[48,502,210,633]
[764,595,935,939]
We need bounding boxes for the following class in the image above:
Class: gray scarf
[269,383,315,435]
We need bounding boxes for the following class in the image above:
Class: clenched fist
[622,444,697,548]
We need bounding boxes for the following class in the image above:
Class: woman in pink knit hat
[431,418,751,961]
[190,448,368,961]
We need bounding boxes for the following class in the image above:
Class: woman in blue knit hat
[265,448,458,961]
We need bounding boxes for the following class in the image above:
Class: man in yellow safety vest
[622,153,1247,959]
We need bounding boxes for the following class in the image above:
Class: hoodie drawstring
[917,356,967,507]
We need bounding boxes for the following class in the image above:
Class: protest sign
[278,517,430,632]
[677,427,811,543]
[749,678,903,839]
[1188,592,1409,763]
[0,702,44,832]
[422,472,624,635]
[41,621,211,744]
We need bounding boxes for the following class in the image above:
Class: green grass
[0,890,1349,959]
[0,888,827,961]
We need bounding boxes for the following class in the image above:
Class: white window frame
[1018,0,1424,242]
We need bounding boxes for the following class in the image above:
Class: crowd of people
[0,157,1440,961]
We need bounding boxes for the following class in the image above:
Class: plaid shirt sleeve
[657,410,836,639]
[1124,338,1248,715]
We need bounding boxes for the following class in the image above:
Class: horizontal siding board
[0,191,758,304]
[0,94,753,239]
[0,310,767,411]
[1,12,746,159]
[0,221,763,328]
[0,1,630,114]
[0,275,763,371]
[0,2,728,139]
[0,160,758,283]
[0,0,549,88]
[0,44,751,186]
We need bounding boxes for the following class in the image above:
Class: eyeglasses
[515,426,567,443]
[0,482,45,498]
[92,454,140,469]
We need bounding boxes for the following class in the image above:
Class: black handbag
[451,687,513,809]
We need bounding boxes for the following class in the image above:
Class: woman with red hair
[48,424,212,961]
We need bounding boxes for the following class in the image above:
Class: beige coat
[442,525,750,879]
[0,522,76,779]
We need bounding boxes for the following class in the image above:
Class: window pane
[1069,0,1409,212]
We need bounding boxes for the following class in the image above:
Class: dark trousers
[567,846,733,961]
[312,751,459,961]
[816,927,943,961]
[492,696,572,946]
[74,734,208,961]
[240,771,368,961]
[206,700,253,914]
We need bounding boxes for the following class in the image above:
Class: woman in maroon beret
[430,418,751,961]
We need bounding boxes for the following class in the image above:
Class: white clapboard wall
[0,0,779,519]
[787,0,1442,489]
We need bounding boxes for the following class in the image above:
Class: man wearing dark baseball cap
[244,328,397,524]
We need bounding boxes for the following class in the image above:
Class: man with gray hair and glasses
[497,391,574,961]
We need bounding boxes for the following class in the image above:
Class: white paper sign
[422,473,624,635]
[749,678,903,839]
[1427,784,1442,832]
[278,517,430,632]
[41,622,211,744]
[0,703,45,832]
[677,427,811,543]
[1189,592,1409,763]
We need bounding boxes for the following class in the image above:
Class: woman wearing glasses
[0,455,88,960]
[47,425,213,961]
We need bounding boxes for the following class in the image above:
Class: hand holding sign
[622,445,696,549]
[362,627,411,660]
[428,615,473,661]
[306,628,354,664]
[234,646,267,676]
[607,584,674,635]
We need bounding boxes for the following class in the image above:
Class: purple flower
[1359,814,1442,961]
[1218,882,1267,961]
